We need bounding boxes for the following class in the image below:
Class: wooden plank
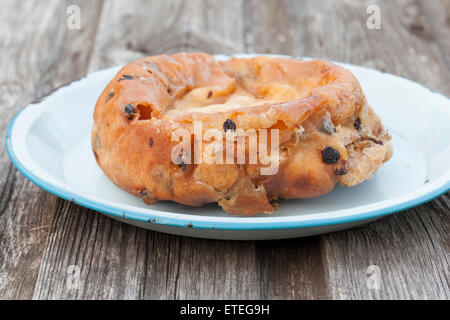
[243,0,293,54]
[323,194,450,300]
[421,0,450,73]
[173,238,260,299]
[0,0,103,299]
[286,0,450,299]
[88,0,246,71]
[33,202,162,299]
[254,238,330,299]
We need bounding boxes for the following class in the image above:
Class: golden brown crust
[92,53,392,215]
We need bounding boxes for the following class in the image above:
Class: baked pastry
[92,53,392,215]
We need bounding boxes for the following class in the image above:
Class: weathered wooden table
[0,0,449,300]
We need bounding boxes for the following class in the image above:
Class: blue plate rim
[5,64,450,231]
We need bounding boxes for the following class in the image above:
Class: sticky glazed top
[94,53,364,132]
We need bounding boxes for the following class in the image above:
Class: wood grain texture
[0,0,103,299]
[286,0,450,299]
[0,0,449,300]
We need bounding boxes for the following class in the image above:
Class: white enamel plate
[6,54,450,240]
